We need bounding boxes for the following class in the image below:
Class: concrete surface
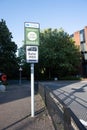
[0,83,54,130]
[42,80,87,128]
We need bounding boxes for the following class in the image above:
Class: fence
[39,83,87,130]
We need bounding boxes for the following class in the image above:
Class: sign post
[19,67,22,85]
[24,22,40,117]
[31,63,34,117]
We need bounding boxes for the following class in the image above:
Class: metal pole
[31,63,34,117]
[19,67,22,85]
[19,70,21,85]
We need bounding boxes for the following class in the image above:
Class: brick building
[71,26,87,77]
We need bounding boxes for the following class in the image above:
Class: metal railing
[39,83,87,130]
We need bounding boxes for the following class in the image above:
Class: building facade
[71,26,87,77]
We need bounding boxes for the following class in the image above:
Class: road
[42,80,87,127]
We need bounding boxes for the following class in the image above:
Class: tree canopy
[0,19,18,78]
[18,28,81,80]
[0,19,81,80]
[39,28,81,79]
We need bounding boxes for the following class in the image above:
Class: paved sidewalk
[0,84,54,130]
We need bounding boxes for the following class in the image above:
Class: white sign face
[27,32,37,41]
[26,46,38,63]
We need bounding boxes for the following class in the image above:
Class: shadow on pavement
[54,82,87,108]
[2,107,46,130]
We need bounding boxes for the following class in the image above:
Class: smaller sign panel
[26,46,38,63]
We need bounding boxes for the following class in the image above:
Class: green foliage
[18,45,30,79]
[0,19,18,79]
[18,28,81,80]
[18,45,26,62]
[39,28,81,79]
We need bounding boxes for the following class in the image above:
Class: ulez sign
[24,22,39,63]
[24,22,40,46]
[24,22,40,117]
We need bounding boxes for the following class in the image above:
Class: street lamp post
[19,66,22,85]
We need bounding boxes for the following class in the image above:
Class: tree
[18,28,81,80]
[18,45,30,79]
[39,28,81,79]
[0,19,18,78]
[18,45,26,63]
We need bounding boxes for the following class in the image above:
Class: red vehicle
[0,72,7,83]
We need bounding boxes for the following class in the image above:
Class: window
[80,29,85,43]
[80,43,86,52]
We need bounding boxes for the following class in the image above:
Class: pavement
[42,80,87,128]
[0,83,54,130]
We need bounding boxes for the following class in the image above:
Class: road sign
[26,46,38,63]
[24,22,40,117]
[24,22,40,46]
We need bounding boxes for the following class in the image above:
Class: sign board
[24,22,40,46]
[26,46,38,63]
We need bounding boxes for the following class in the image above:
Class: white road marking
[80,119,87,126]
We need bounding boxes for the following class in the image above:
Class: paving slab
[0,84,54,130]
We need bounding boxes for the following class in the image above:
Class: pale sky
[0,0,87,48]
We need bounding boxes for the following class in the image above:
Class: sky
[0,0,87,48]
